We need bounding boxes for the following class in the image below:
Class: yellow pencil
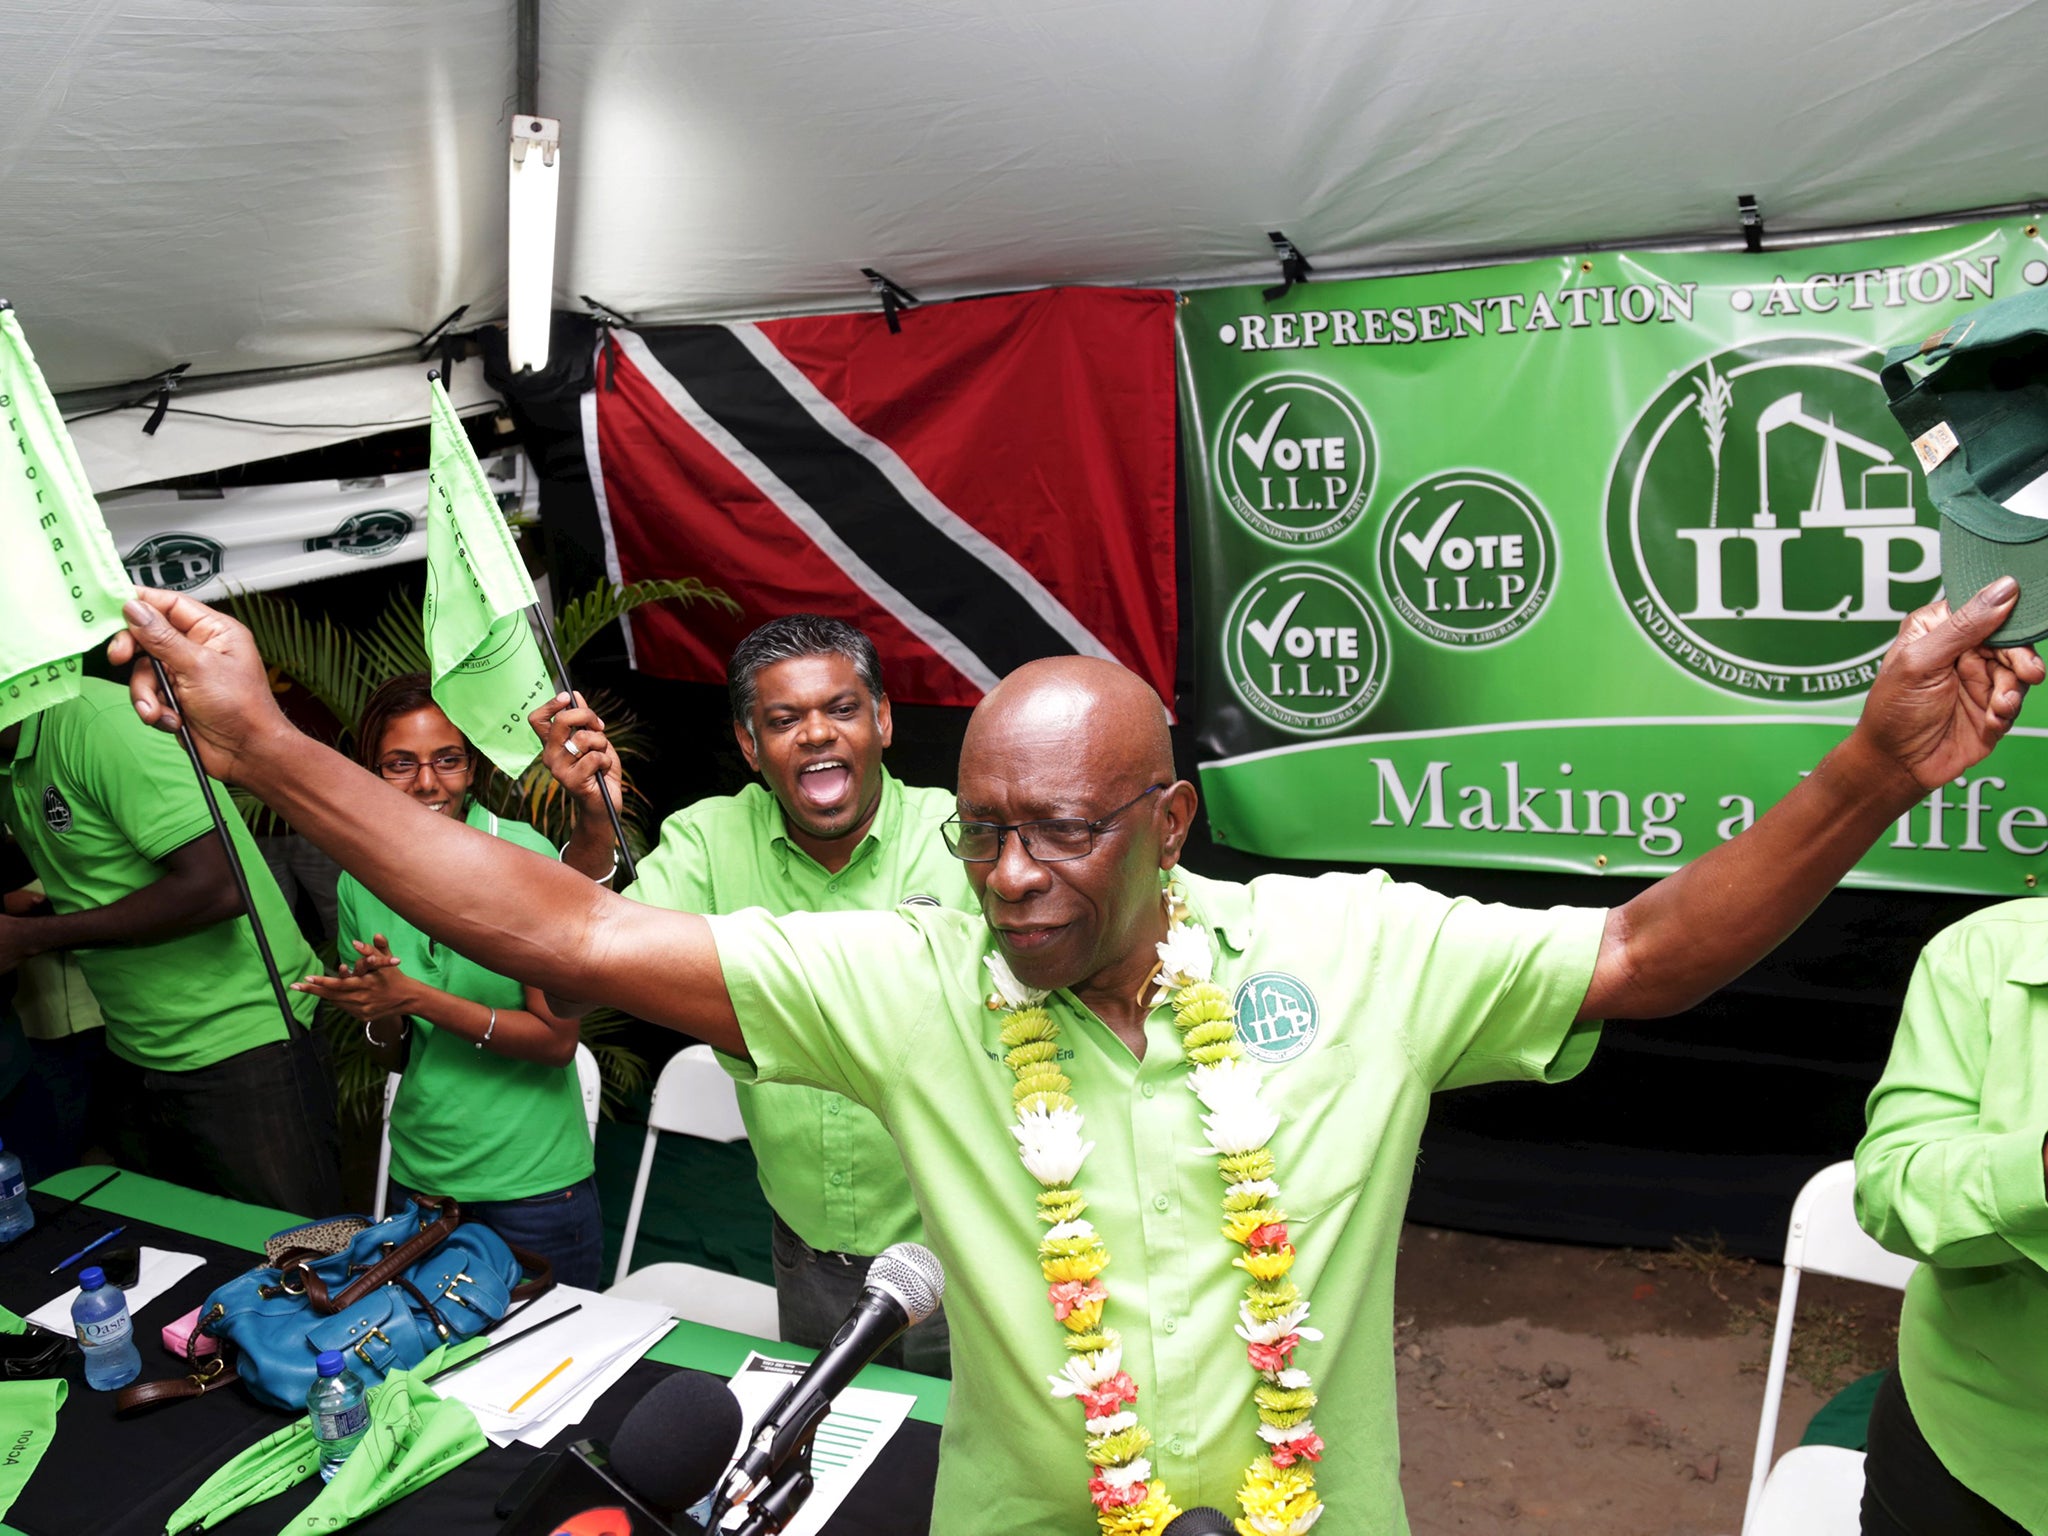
[508,1356,574,1412]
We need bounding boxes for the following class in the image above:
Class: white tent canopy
[8,0,2046,402]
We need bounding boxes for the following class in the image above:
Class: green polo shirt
[1855,900,2048,1534]
[626,770,973,1257]
[709,865,1605,1531]
[340,802,593,1203]
[0,680,316,1071]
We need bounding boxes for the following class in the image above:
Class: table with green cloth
[0,1168,946,1535]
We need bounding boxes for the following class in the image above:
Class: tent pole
[517,0,539,117]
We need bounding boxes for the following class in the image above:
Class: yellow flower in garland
[1235,1455,1321,1535]
[1100,1488,1184,1536]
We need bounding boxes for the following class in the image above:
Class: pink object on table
[162,1304,217,1359]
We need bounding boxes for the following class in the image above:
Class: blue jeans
[395,1175,603,1292]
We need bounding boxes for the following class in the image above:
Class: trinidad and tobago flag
[580,287,1178,709]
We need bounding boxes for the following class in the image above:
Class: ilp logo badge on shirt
[41,787,72,834]
[1233,972,1319,1063]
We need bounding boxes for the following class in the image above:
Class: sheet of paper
[712,1351,915,1536]
[430,1284,673,1447]
[28,1246,206,1332]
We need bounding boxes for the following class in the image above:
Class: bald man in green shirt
[113,579,2039,1534]
[533,615,963,1376]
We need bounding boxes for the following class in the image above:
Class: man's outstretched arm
[1581,581,2048,1028]
[1582,578,2044,1021]
[110,589,746,1055]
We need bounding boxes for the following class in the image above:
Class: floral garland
[989,884,1324,1536]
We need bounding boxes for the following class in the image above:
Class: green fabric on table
[33,1167,298,1254]
[623,771,972,1259]
[164,1340,485,1534]
[0,1380,65,1521]
[1801,1367,1887,1450]
[338,802,591,1204]
[0,681,317,1071]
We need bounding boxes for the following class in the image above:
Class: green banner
[0,307,135,733]
[1181,218,2048,896]
[424,375,552,777]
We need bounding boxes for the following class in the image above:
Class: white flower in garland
[1048,1337,1124,1397]
[1085,1410,1139,1436]
[1227,1177,1281,1202]
[985,951,1049,1010]
[1150,921,1216,1001]
[1258,1419,1317,1446]
[1200,1100,1281,1158]
[1189,1055,1266,1114]
[1099,1458,1153,1490]
[1011,1106,1093,1186]
[1275,1369,1313,1391]
[1245,1506,1324,1535]
[1044,1218,1097,1243]
[1235,1301,1325,1346]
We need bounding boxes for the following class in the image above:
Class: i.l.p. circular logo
[1380,471,1558,647]
[1607,339,1940,701]
[1222,564,1391,735]
[1215,375,1376,544]
[1233,972,1320,1063]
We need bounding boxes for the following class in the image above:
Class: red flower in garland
[1246,1332,1303,1373]
[1246,1221,1290,1250]
[1047,1278,1108,1321]
[1270,1432,1326,1468]
[1077,1371,1138,1420]
[1088,1470,1149,1510]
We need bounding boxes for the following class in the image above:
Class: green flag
[424,375,553,777]
[0,306,135,733]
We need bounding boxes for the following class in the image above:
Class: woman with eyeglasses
[291,675,602,1287]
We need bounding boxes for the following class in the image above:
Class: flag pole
[528,609,639,887]
[146,657,300,1034]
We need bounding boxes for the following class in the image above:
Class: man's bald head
[962,656,1171,798]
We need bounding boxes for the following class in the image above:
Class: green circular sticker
[1379,470,1557,647]
[1233,972,1320,1063]
[1214,375,1377,544]
[1606,339,1940,701]
[1221,563,1391,735]
[123,532,226,592]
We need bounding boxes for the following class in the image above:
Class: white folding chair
[607,1045,781,1337]
[1741,1160,1917,1536]
[373,1042,604,1220]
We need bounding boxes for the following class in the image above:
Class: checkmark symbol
[1235,402,1292,471]
[1246,590,1306,657]
[1397,499,1465,569]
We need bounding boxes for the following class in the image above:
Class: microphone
[1162,1510,1235,1535]
[497,1372,745,1534]
[713,1242,944,1522]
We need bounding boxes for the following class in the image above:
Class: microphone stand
[727,1439,816,1536]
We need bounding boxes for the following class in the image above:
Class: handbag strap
[507,1243,555,1304]
[292,1196,460,1316]
[115,1357,239,1413]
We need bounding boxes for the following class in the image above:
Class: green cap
[1882,285,2048,645]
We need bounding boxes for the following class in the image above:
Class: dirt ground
[1393,1224,1900,1536]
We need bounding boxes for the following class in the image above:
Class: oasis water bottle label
[315,1402,368,1441]
[77,1314,130,1346]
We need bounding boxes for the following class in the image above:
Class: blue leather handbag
[132,1197,552,1412]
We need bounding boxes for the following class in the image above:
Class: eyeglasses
[376,751,473,782]
[943,784,1167,863]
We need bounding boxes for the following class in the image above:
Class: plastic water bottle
[307,1350,369,1481]
[71,1265,141,1390]
[0,1141,32,1242]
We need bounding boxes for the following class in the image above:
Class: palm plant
[228,575,738,1123]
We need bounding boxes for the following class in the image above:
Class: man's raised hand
[1857,577,2045,792]
[108,588,296,784]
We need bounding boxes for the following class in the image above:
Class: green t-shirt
[709,866,1605,1532]
[1855,900,2048,1534]
[0,680,316,1071]
[626,771,973,1256]
[339,802,592,1203]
